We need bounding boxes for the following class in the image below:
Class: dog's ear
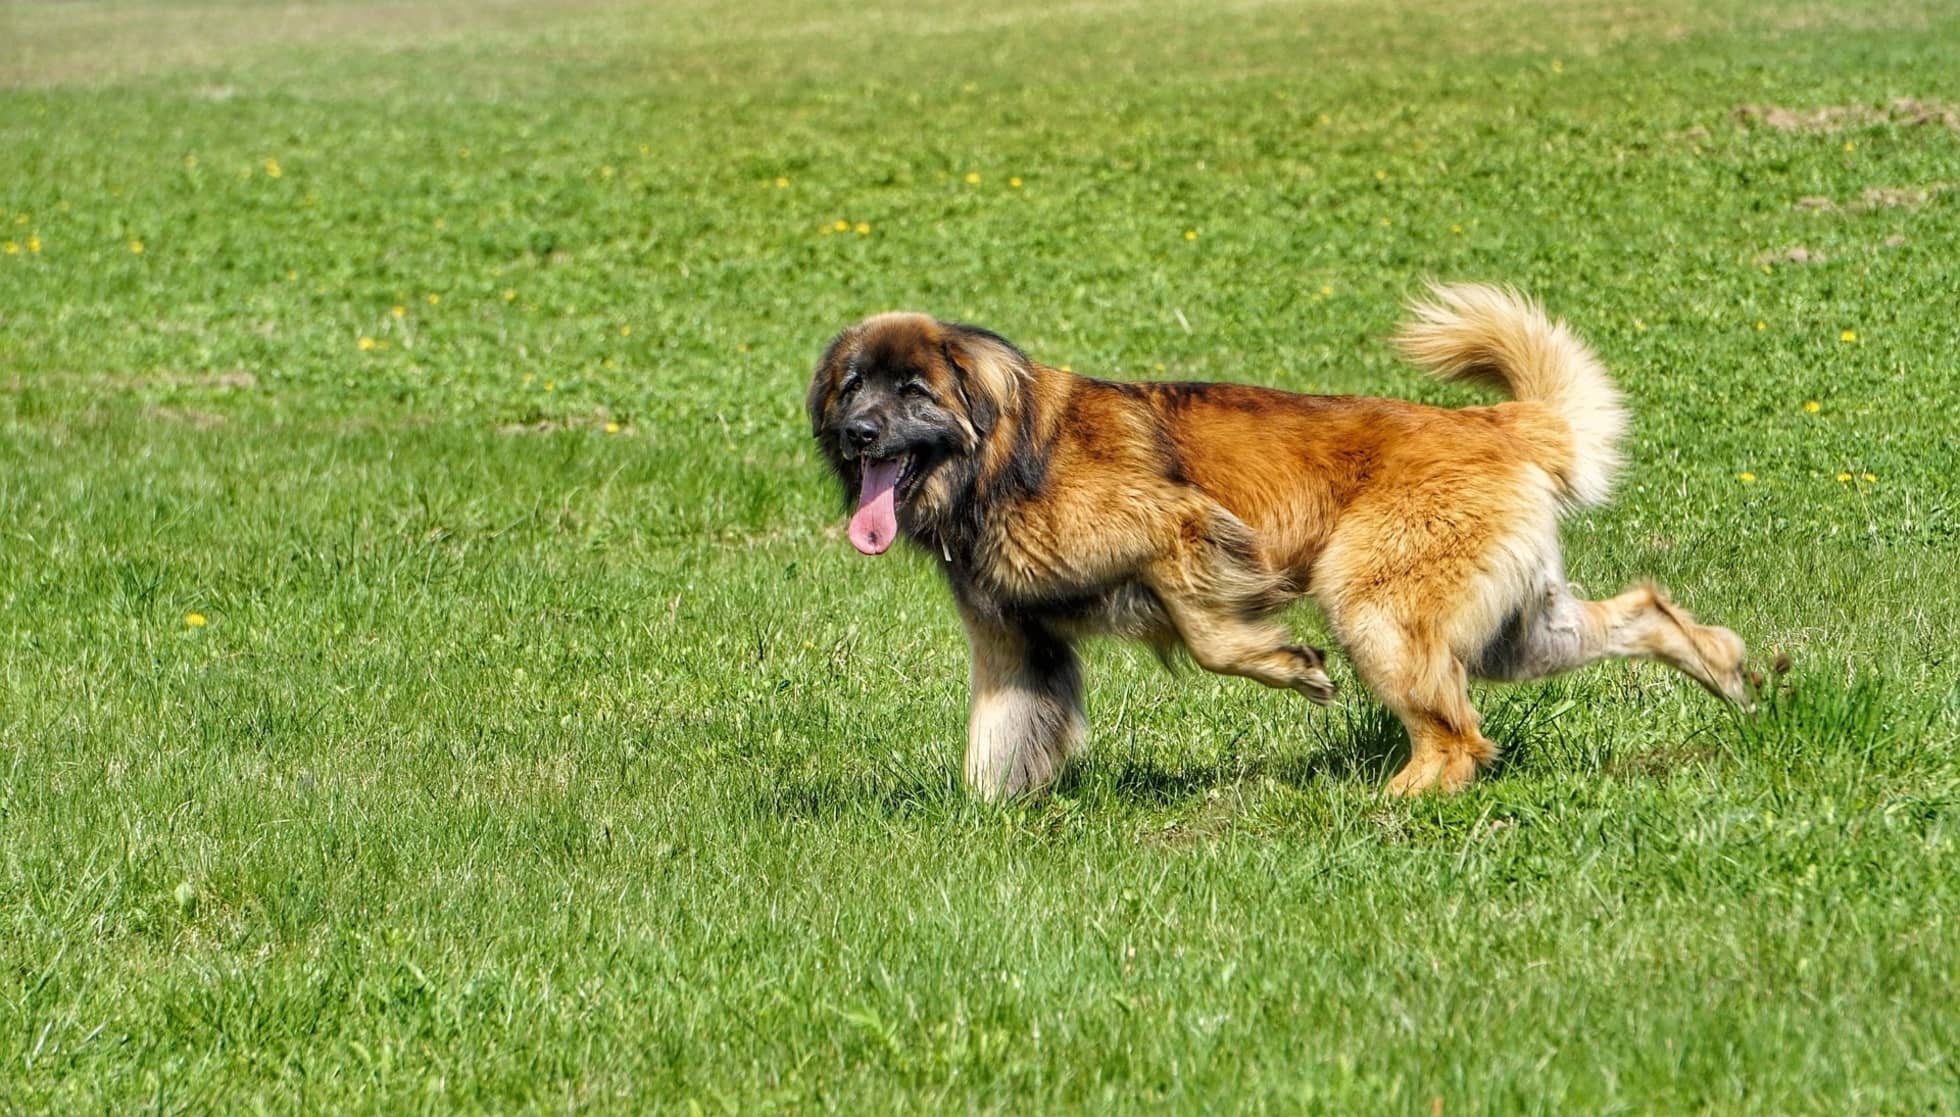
[939,322,1029,438]
[808,327,855,439]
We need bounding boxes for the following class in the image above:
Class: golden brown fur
[808,284,1752,798]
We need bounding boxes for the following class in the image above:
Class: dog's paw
[1386,751,1478,796]
[1698,625,1755,709]
[1293,668,1337,706]
[1386,756,1444,797]
[1277,644,1336,704]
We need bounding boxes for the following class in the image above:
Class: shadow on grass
[1086,684,1591,805]
[756,686,1601,821]
[1090,701,1410,806]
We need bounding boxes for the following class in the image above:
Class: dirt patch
[1792,182,1955,213]
[1753,233,1913,268]
[497,412,627,435]
[1753,245,1826,266]
[141,370,259,391]
[1734,97,1960,133]
[1736,104,1881,133]
[1886,97,1960,127]
[326,414,437,435]
[4,369,259,394]
[145,405,227,429]
[3,0,625,88]
[1856,184,1950,209]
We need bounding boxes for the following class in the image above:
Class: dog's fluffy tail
[1395,282,1627,508]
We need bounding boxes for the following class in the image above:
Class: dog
[807,284,1752,798]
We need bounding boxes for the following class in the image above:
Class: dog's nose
[844,418,881,452]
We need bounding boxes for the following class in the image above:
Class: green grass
[4,0,1959,1110]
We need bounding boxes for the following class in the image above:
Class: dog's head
[808,313,1028,555]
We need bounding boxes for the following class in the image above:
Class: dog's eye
[901,380,934,399]
[839,373,862,397]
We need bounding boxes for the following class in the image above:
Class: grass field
[4,0,1959,1110]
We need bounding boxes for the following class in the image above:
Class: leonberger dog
[807,284,1752,798]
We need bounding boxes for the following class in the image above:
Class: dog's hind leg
[1340,611,1498,796]
[1475,583,1753,707]
[960,607,1085,800]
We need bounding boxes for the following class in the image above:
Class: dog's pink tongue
[848,459,902,555]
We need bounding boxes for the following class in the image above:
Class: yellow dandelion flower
[1840,329,1857,342]
[1009,176,1023,188]
[1842,141,1855,153]
[1738,472,1757,483]
[618,325,632,337]
[285,269,296,280]
[1379,217,1391,227]
[1836,472,1852,483]
[25,236,38,254]
[263,158,282,178]
[391,305,406,318]
[600,165,615,178]
[1184,229,1198,241]
[1760,264,1772,275]
[1755,320,1767,331]
[1862,471,1877,482]
[604,421,621,434]
[833,219,849,232]
[425,293,440,305]
[543,381,555,392]
[1317,112,1331,125]
[357,336,377,350]
[965,172,981,184]
[736,342,750,353]
[602,357,617,369]
[1320,285,1334,296]
[1451,223,1464,235]
[1634,318,1647,331]
[2,242,15,256]
[775,176,790,189]
[503,289,517,301]
[854,222,870,235]
[1374,169,1388,181]
[1803,400,1821,414]
[183,155,197,169]
[128,240,145,254]
[184,612,207,627]
[1551,59,1564,73]
[639,144,651,155]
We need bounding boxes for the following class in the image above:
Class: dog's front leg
[961,607,1084,801]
